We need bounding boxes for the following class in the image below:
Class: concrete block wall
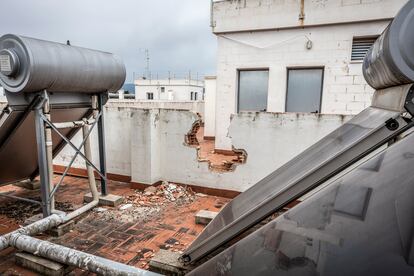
[212,0,407,33]
[55,105,353,193]
[214,21,387,150]
[107,100,205,121]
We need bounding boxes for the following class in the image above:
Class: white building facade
[134,79,205,101]
[209,0,408,151]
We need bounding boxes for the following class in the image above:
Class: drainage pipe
[53,119,96,129]
[64,122,100,221]
[44,97,55,213]
[0,214,64,251]
[8,234,158,276]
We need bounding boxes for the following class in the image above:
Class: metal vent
[351,37,378,61]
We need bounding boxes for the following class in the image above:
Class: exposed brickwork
[193,126,246,173]
[0,176,229,275]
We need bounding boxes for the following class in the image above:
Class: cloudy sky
[0,0,217,82]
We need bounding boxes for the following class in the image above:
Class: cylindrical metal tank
[363,0,414,90]
[0,34,126,93]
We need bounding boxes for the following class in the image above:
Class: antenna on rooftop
[139,48,150,79]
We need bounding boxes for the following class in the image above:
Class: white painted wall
[134,79,204,101]
[211,0,407,150]
[212,0,407,33]
[55,105,352,192]
[204,76,217,138]
[107,100,205,121]
[214,21,389,150]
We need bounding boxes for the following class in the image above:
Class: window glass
[286,68,323,113]
[238,70,269,112]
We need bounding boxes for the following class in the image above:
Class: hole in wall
[185,114,247,173]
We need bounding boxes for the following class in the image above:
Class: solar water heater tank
[0,34,126,93]
[363,0,414,89]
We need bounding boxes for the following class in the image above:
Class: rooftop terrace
[0,176,229,275]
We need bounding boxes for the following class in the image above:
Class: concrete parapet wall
[55,105,352,192]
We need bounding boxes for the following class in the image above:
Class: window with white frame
[160,86,165,93]
[147,92,154,100]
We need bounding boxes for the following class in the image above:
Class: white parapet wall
[55,104,352,193]
[107,100,205,121]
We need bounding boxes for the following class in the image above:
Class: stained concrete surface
[0,175,229,275]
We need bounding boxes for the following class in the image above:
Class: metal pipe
[0,214,64,251]
[0,192,41,205]
[44,97,55,213]
[34,98,52,217]
[97,94,108,196]
[53,119,96,129]
[0,214,158,275]
[8,234,158,276]
[64,123,99,222]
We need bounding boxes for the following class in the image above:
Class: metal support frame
[97,93,108,196]
[31,91,108,218]
[34,93,51,217]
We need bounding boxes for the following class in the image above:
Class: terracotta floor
[0,176,230,275]
[195,127,243,172]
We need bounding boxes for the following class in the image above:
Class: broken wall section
[55,105,353,193]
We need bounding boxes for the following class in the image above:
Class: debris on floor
[0,176,231,275]
[0,197,74,222]
[90,181,196,223]
[127,181,196,207]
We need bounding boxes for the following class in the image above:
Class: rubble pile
[92,182,195,223]
[127,181,196,207]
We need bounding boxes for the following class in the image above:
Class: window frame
[146,92,154,100]
[285,67,325,113]
[237,68,270,113]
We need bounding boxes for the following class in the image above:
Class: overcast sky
[0,0,217,82]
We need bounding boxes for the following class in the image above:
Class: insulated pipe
[0,214,158,275]
[53,119,96,129]
[64,122,100,222]
[0,34,126,93]
[363,0,414,89]
[0,214,64,251]
[8,234,158,276]
[44,98,55,213]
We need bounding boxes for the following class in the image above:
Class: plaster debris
[88,182,195,223]
[119,204,133,210]
[94,207,107,213]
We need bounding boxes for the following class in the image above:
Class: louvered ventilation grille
[351,37,378,61]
